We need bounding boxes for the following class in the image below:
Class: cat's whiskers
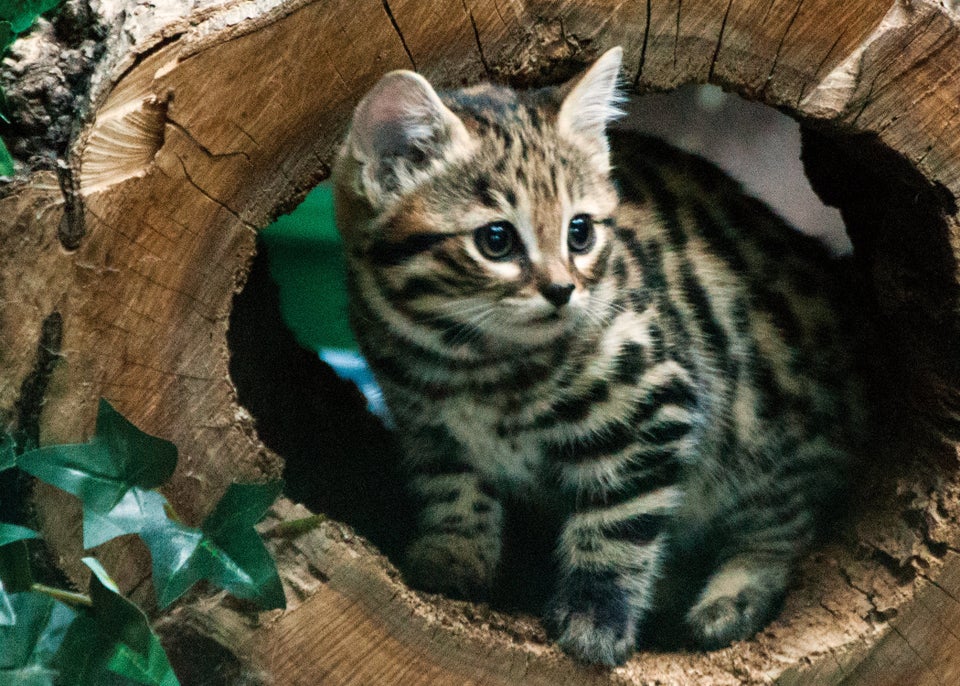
[441,303,499,347]
[411,299,494,325]
[577,294,623,332]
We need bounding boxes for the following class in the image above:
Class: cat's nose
[541,283,575,308]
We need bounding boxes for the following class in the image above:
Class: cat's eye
[568,214,596,254]
[474,221,518,260]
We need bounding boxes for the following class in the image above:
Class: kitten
[332,48,865,666]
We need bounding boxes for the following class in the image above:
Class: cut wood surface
[3,0,960,683]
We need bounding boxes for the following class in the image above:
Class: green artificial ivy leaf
[0,592,76,683]
[55,558,178,686]
[0,591,11,627]
[0,433,14,472]
[138,520,203,610]
[0,523,39,547]
[0,137,12,178]
[0,0,64,33]
[106,636,179,686]
[141,481,285,610]
[0,524,39,599]
[200,481,285,607]
[82,487,169,550]
[19,399,177,513]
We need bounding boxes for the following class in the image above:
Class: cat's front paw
[403,534,496,600]
[546,570,637,666]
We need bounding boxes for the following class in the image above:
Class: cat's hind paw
[686,569,783,649]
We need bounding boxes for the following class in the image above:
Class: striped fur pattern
[332,48,864,666]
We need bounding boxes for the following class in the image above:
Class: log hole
[226,84,960,673]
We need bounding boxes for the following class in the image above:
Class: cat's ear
[557,47,625,160]
[348,70,472,163]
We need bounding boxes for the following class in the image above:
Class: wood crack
[462,0,493,77]
[107,33,186,104]
[890,624,925,664]
[798,0,912,117]
[867,15,944,123]
[634,0,652,88]
[381,0,417,71]
[837,564,884,624]
[796,29,847,108]
[491,0,507,30]
[166,116,252,162]
[761,0,805,95]
[57,161,85,251]
[707,0,734,82]
[175,156,255,231]
[673,0,682,68]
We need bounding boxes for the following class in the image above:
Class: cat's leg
[545,362,700,665]
[546,506,665,666]
[548,494,674,666]
[686,469,824,648]
[401,426,504,600]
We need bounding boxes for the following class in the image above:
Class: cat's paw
[403,535,496,600]
[686,585,775,649]
[546,570,637,666]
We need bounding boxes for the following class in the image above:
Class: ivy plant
[0,399,287,684]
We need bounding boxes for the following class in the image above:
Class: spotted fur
[332,48,865,666]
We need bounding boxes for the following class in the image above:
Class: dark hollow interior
[226,115,960,641]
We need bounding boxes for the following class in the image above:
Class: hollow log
[4,0,960,683]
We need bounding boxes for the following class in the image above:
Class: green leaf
[106,633,179,686]
[0,433,14,472]
[0,0,64,33]
[82,487,168,550]
[0,523,37,547]
[136,520,203,609]
[0,525,39,598]
[19,399,177,512]
[0,137,13,178]
[141,481,285,610]
[0,591,12,627]
[203,481,282,541]
[201,482,285,606]
[0,592,75,681]
[55,559,178,686]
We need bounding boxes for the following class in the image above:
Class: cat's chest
[438,394,547,493]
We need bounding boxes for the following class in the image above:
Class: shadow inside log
[226,244,411,562]
[801,125,960,443]
[798,122,960,593]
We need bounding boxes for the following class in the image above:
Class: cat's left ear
[348,70,472,165]
[557,47,625,163]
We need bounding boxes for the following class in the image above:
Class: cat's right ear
[348,71,472,164]
[557,47,625,169]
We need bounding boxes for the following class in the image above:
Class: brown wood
[4,0,960,683]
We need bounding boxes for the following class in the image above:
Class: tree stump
[4,0,960,683]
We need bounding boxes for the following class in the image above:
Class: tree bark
[4,0,960,683]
